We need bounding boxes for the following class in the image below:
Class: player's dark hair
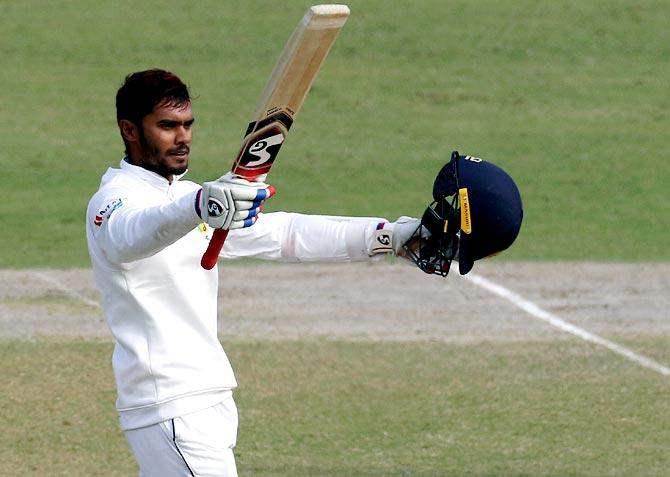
[116,69,191,153]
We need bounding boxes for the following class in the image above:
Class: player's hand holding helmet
[367,216,430,257]
[402,150,523,276]
[198,172,276,230]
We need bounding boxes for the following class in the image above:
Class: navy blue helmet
[405,151,523,276]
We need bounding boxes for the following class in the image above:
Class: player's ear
[119,119,140,144]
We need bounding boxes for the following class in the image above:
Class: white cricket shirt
[86,159,384,430]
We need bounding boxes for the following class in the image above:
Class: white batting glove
[197,172,275,230]
[368,216,428,256]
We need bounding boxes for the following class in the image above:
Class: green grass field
[2,0,669,475]
[1,339,668,476]
[2,0,669,267]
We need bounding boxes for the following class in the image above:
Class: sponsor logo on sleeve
[94,198,123,227]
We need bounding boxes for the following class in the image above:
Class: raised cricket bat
[201,4,350,270]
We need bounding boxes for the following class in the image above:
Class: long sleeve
[222,212,387,262]
[88,188,201,265]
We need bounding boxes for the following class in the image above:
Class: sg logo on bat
[246,132,285,167]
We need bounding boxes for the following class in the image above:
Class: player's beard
[138,129,189,179]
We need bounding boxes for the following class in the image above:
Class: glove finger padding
[199,174,275,230]
[233,199,266,211]
[390,216,428,255]
[232,206,262,221]
[228,216,258,230]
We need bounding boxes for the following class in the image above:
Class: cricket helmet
[405,151,523,276]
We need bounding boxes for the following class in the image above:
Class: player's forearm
[280,213,377,262]
[222,212,389,262]
[98,190,201,264]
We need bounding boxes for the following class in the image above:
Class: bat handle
[201,228,229,270]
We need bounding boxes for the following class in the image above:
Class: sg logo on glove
[377,233,391,246]
[207,198,228,217]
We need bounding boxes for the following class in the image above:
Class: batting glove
[197,172,275,230]
[368,217,429,256]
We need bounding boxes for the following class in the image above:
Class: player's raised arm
[88,173,275,265]
[201,5,350,269]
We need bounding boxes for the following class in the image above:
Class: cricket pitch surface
[0,262,668,346]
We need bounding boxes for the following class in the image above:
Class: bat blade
[201,4,350,270]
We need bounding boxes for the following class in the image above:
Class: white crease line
[31,271,101,309]
[462,272,670,377]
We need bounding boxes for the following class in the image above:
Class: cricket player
[86,69,421,476]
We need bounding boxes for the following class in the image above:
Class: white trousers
[124,395,239,477]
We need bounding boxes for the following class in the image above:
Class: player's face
[137,102,194,179]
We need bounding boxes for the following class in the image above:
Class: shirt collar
[119,157,188,189]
